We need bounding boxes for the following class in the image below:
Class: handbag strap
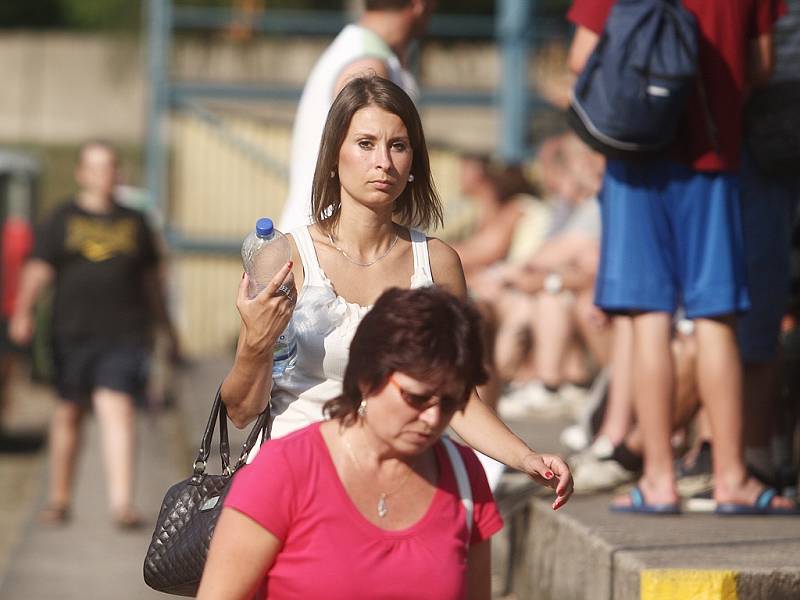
[234,404,271,470]
[192,385,270,478]
[442,436,473,543]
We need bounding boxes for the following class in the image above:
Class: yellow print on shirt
[65,217,137,262]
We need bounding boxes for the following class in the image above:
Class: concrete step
[501,492,800,600]
[0,409,186,600]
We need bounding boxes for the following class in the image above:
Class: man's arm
[8,258,55,345]
[143,265,181,362]
[567,26,600,75]
[747,32,775,91]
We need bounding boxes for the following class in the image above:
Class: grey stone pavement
[1,357,799,599]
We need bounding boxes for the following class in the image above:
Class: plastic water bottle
[241,217,297,377]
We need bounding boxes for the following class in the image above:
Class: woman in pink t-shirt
[198,287,505,600]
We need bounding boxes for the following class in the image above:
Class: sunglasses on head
[388,375,466,413]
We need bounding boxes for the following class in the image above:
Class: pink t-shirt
[225,422,504,600]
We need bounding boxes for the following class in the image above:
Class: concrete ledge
[500,493,800,600]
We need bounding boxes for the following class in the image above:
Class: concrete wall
[0,33,145,143]
[0,32,506,146]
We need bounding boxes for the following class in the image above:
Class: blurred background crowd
[0,0,799,595]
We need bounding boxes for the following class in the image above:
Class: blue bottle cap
[255,218,274,238]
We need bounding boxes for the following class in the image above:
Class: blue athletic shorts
[595,159,750,319]
[736,152,800,363]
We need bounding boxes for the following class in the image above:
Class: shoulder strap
[290,226,325,287]
[442,436,473,543]
[409,228,434,286]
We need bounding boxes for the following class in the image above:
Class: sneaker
[568,434,614,468]
[572,452,638,494]
[684,487,716,513]
[498,381,571,420]
[560,423,591,453]
[569,436,639,493]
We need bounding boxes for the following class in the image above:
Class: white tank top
[278,24,418,232]
[269,225,433,439]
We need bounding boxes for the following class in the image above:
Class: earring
[407,173,414,183]
[330,170,336,179]
[357,399,367,418]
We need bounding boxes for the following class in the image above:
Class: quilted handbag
[143,386,269,596]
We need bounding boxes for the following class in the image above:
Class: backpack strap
[662,1,720,154]
[442,436,473,543]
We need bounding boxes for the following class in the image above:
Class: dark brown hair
[324,286,489,425]
[311,74,443,233]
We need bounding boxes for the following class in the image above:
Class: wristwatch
[543,272,564,294]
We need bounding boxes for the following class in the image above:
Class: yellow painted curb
[641,569,738,600]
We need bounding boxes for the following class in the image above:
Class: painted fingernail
[545,471,554,479]
[287,260,293,269]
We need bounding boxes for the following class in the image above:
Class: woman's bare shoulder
[425,236,467,297]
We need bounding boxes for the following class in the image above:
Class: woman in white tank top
[221,75,573,509]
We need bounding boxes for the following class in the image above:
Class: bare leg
[493,292,534,381]
[597,316,634,445]
[694,317,792,508]
[613,311,678,506]
[92,387,138,519]
[573,289,612,369]
[47,401,86,510]
[672,332,701,432]
[561,340,590,385]
[532,292,574,389]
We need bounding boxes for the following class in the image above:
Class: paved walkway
[1,356,799,599]
[0,366,191,600]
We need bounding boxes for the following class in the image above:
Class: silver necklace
[327,231,399,267]
[341,432,414,518]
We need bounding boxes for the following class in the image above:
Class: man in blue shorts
[568,0,796,514]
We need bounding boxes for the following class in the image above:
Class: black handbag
[143,386,269,596]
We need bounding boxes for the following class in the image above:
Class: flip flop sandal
[610,486,681,515]
[715,487,800,516]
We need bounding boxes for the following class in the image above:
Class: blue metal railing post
[497,0,532,164]
[145,0,172,217]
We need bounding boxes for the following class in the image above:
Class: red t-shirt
[568,0,785,171]
[1,217,33,318]
[225,422,504,600]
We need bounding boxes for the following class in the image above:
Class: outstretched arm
[428,239,574,510]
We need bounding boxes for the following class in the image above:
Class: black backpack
[568,0,714,159]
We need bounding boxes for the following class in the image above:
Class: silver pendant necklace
[327,231,399,268]
[342,432,414,518]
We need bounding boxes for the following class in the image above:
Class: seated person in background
[198,287,506,600]
[474,134,609,415]
[451,154,546,282]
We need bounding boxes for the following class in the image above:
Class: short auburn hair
[324,286,488,425]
